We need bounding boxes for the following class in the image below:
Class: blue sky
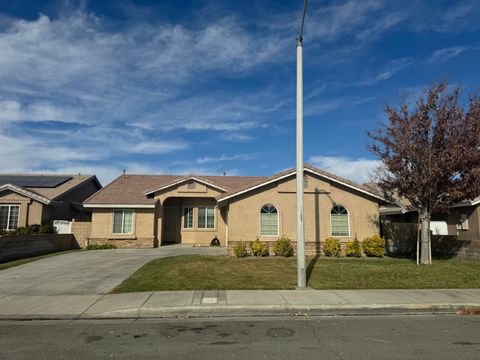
[0,0,479,185]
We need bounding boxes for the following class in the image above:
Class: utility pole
[296,0,308,289]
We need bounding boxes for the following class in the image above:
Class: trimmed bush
[273,237,294,257]
[362,235,385,257]
[250,239,269,257]
[85,243,118,250]
[233,242,248,258]
[323,237,341,257]
[0,223,55,236]
[345,236,362,258]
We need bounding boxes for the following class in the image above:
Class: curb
[1,303,479,321]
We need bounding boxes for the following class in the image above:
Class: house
[83,165,388,254]
[380,198,480,260]
[0,174,102,231]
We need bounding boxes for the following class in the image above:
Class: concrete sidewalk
[0,289,479,320]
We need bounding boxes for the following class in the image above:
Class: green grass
[0,250,78,271]
[112,255,480,293]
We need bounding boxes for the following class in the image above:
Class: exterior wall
[42,178,101,222]
[89,208,156,248]
[0,190,44,228]
[153,180,226,246]
[226,173,380,253]
[0,234,79,262]
[71,218,92,248]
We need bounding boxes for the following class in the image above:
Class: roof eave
[83,203,156,209]
[0,183,52,205]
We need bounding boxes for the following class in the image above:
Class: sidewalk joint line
[332,291,351,304]
[138,292,154,318]
[279,292,290,306]
[78,294,107,319]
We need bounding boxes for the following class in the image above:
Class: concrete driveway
[0,245,226,296]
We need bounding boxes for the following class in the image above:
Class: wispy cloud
[357,57,415,86]
[427,46,479,63]
[309,155,381,183]
[195,154,256,164]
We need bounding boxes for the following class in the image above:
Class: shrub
[233,242,248,258]
[273,237,294,257]
[362,235,385,257]
[85,243,118,250]
[323,237,341,257]
[250,239,269,257]
[0,223,56,236]
[345,236,362,258]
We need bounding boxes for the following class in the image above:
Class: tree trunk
[419,207,431,265]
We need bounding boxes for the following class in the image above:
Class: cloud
[427,46,479,63]
[309,155,381,183]
[195,154,256,164]
[357,57,415,86]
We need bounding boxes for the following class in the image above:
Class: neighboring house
[380,198,480,260]
[0,174,102,230]
[83,165,388,254]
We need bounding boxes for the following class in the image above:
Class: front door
[163,207,178,244]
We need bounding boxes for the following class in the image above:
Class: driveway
[0,245,226,296]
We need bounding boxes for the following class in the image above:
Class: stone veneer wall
[87,237,157,249]
[0,234,79,263]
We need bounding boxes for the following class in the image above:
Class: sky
[0,0,479,185]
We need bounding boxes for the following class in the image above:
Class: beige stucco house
[84,165,387,254]
[0,174,101,230]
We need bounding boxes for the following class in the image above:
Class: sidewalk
[0,289,479,320]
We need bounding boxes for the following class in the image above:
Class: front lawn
[112,255,480,293]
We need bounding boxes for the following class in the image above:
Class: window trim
[0,204,20,231]
[182,206,194,229]
[197,206,216,230]
[112,209,134,234]
[259,203,279,237]
[330,205,350,237]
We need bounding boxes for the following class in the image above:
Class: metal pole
[296,0,308,289]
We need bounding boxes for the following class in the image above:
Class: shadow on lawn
[306,256,320,284]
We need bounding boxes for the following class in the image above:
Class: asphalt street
[1,315,479,359]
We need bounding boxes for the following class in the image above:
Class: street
[1,315,479,359]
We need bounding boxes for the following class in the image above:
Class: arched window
[260,204,278,236]
[330,205,349,237]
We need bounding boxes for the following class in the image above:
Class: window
[113,209,133,234]
[330,205,349,237]
[187,181,196,190]
[260,204,278,236]
[198,206,215,229]
[0,205,20,231]
[183,207,194,228]
[303,174,308,190]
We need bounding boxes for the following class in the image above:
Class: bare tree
[368,80,480,264]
